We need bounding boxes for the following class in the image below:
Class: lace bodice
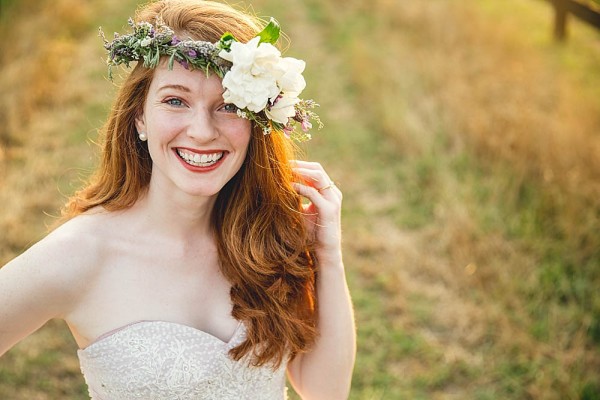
[77,320,288,400]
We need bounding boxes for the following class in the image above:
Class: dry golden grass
[0,0,129,263]
[300,0,600,397]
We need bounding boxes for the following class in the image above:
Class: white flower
[266,94,299,124]
[220,37,282,72]
[222,67,279,112]
[219,37,309,128]
[140,37,152,47]
[220,37,284,112]
[277,57,306,96]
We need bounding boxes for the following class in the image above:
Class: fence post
[553,0,568,40]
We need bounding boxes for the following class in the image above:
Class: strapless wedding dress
[77,320,288,399]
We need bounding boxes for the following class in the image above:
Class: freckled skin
[135,61,252,199]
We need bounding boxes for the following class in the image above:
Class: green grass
[0,0,17,17]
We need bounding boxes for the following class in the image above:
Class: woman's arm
[287,160,356,400]
[0,224,93,356]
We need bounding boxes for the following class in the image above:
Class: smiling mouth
[176,149,224,167]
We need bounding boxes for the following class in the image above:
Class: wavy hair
[63,0,318,367]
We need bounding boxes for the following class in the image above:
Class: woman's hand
[288,161,355,399]
[291,160,343,265]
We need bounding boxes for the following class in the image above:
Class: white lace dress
[77,320,288,400]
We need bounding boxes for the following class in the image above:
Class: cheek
[152,112,182,132]
[226,120,253,149]
[147,114,187,145]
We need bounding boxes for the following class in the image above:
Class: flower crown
[100,17,322,142]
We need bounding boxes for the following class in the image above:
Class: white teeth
[176,149,223,167]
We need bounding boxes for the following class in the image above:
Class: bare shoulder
[17,212,109,275]
[0,211,115,316]
[0,211,117,354]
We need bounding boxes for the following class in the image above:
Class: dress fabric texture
[77,320,288,400]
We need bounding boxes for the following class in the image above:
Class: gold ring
[317,182,336,192]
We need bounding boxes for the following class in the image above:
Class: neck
[131,178,217,244]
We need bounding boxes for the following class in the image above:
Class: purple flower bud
[301,119,312,132]
[283,125,294,138]
[178,60,189,70]
[171,36,180,45]
[188,49,197,58]
[293,109,304,122]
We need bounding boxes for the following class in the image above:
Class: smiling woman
[136,67,252,197]
[0,0,355,399]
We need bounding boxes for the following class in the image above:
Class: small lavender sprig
[99,18,230,80]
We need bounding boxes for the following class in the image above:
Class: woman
[0,0,355,399]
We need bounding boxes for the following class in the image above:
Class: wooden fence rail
[550,0,600,39]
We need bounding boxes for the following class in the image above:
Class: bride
[0,0,355,399]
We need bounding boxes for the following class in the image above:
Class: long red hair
[63,0,317,367]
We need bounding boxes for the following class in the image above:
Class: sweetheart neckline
[78,320,244,352]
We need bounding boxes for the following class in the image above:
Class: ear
[135,112,146,134]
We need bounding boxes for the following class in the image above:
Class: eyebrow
[157,84,191,93]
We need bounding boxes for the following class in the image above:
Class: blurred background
[1,0,599,398]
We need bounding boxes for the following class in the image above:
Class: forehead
[149,61,224,97]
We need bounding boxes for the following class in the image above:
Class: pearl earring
[138,131,148,141]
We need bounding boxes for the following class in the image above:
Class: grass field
[1,0,599,399]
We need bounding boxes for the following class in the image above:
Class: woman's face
[136,61,252,198]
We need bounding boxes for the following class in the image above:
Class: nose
[186,108,219,143]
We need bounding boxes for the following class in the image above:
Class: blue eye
[222,103,239,113]
[165,98,184,107]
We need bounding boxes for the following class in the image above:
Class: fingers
[290,160,322,169]
[291,161,343,258]
[317,182,336,193]
[292,181,333,210]
[292,182,320,200]
[292,162,342,200]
